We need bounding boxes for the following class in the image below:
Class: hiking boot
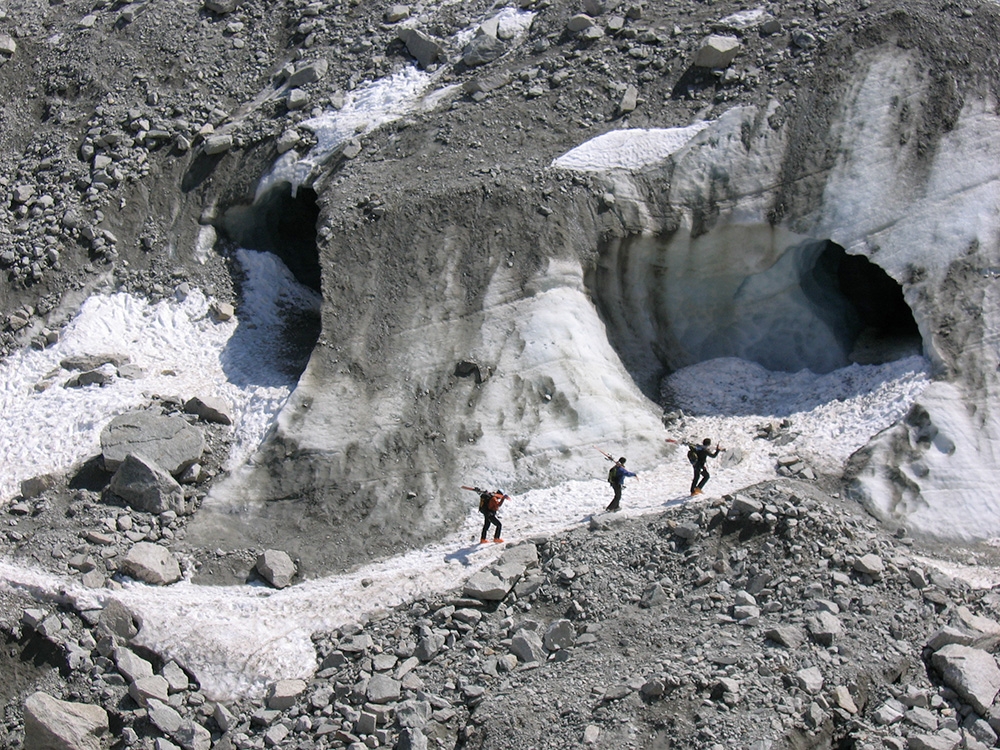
[493,538,504,543]
[479,538,489,544]
[691,488,703,496]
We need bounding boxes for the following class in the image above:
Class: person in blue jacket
[606,457,636,512]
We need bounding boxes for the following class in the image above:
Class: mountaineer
[474,487,508,543]
[605,456,636,512]
[686,438,724,496]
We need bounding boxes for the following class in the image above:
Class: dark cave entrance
[216,183,323,382]
[808,240,921,367]
[591,234,923,400]
[220,183,322,293]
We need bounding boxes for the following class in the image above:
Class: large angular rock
[129,675,169,707]
[510,628,545,663]
[931,644,1000,714]
[765,626,804,649]
[147,699,183,735]
[60,353,130,372]
[174,719,212,750]
[543,619,576,651]
[204,0,242,13]
[255,549,296,589]
[464,564,520,601]
[20,472,60,499]
[98,599,140,639]
[101,412,204,475]
[397,28,442,68]
[120,543,182,585]
[462,34,505,67]
[366,673,401,704]
[464,544,538,601]
[183,395,233,425]
[23,691,108,750]
[807,611,843,646]
[109,454,192,515]
[266,679,306,710]
[692,34,741,68]
[286,58,329,87]
[114,646,154,683]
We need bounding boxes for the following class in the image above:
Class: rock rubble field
[8,477,1000,750]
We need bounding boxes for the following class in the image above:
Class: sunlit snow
[0,249,319,502]
[551,123,712,172]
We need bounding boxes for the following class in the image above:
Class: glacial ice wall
[192,42,1000,563]
[580,50,1000,540]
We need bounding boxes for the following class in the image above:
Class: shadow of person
[444,544,484,566]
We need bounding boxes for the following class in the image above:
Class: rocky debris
[119,542,182,585]
[100,411,204,475]
[22,691,108,750]
[255,549,296,589]
[108,453,193,516]
[777,453,818,481]
[5,478,1000,749]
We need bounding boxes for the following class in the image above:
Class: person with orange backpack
[466,487,508,543]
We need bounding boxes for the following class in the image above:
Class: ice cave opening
[591,234,922,400]
[219,183,322,293]
[214,183,323,379]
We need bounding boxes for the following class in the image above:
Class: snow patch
[0,249,318,502]
[552,123,712,172]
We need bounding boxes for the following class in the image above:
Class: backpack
[608,466,618,485]
[480,492,503,513]
[687,446,699,466]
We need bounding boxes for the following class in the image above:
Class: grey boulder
[109,454,193,516]
[120,543,182,585]
[23,691,108,750]
[101,411,204,475]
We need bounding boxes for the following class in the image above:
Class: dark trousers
[691,463,709,493]
[481,511,501,540]
[606,483,623,511]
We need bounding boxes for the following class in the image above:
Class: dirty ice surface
[0,55,947,700]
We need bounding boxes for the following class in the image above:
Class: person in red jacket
[477,489,508,543]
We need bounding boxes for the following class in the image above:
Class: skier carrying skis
[476,488,508,543]
[687,438,723,496]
